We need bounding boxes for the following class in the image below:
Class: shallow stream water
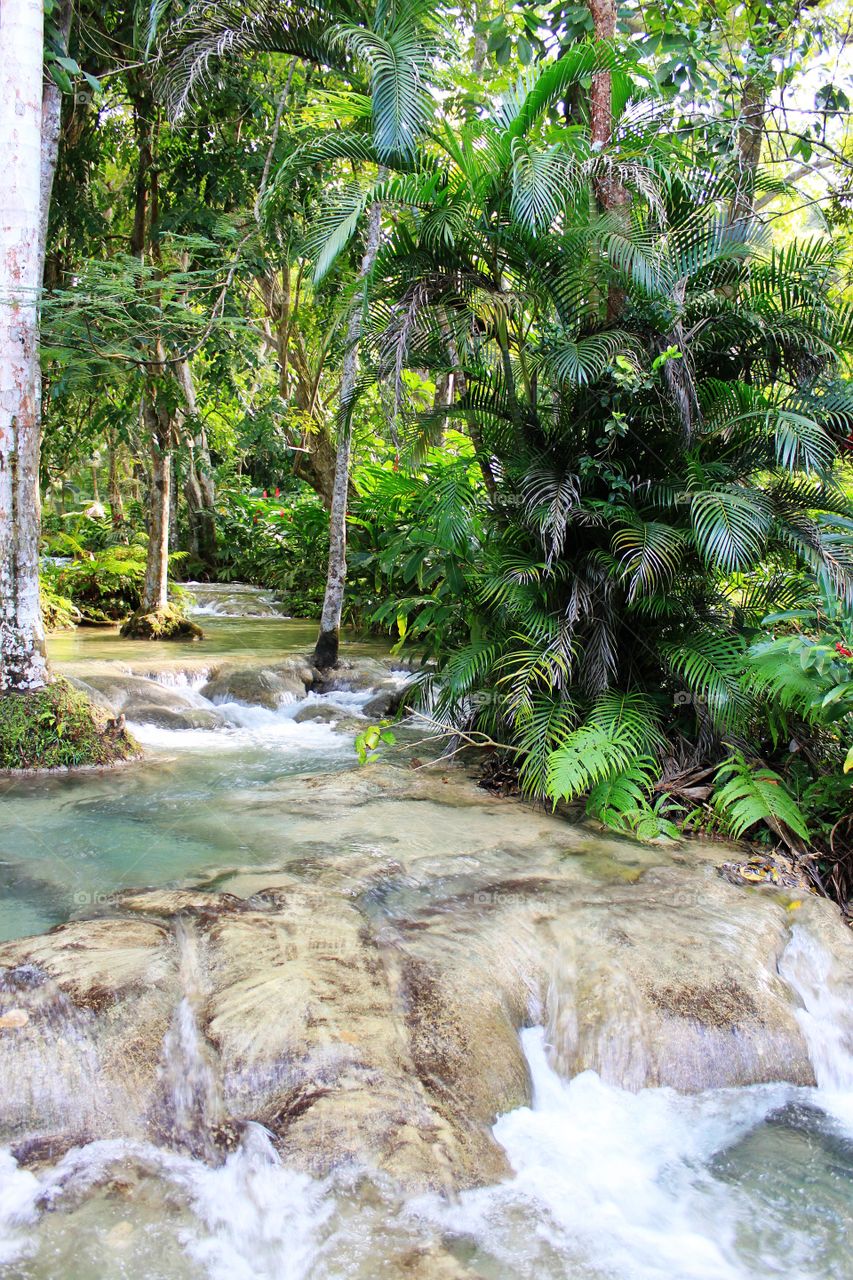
[1,587,852,1279]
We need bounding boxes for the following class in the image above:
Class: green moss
[120,605,204,641]
[0,679,140,771]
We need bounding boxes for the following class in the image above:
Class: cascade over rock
[2,761,850,1192]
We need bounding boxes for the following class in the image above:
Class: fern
[713,751,810,843]
[585,757,655,822]
[546,692,663,803]
[661,632,747,729]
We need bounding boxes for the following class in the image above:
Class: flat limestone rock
[0,764,849,1190]
[0,919,177,1147]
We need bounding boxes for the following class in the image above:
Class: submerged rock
[200,664,309,709]
[123,704,223,731]
[1,762,852,1192]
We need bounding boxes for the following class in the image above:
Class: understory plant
[344,63,853,886]
[41,539,188,624]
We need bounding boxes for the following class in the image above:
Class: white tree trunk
[313,200,382,670]
[0,0,49,691]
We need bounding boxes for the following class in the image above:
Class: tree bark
[0,0,49,691]
[588,0,628,214]
[38,0,72,274]
[107,435,126,531]
[588,0,629,325]
[178,359,217,572]
[313,200,382,670]
[732,75,766,222]
[141,389,172,612]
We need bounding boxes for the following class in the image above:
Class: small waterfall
[779,925,853,1108]
[156,921,228,1163]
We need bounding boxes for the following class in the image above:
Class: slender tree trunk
[107,436,126,532]
[313,200,382,670]
[589,0,628,213]
[0,0,49,691]
[141,391,172,612]
[178,358,217,572]
[38,0,72,274]
[168,454,178,550]
[732,75,766,221]
[589,0,629,323]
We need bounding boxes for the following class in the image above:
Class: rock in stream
[1,762,851,1195]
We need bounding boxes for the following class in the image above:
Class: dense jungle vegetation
[2,0,853,903]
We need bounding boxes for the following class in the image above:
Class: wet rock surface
[199,664,308,710]
[66,655,411,723]
[2,761,851,1194]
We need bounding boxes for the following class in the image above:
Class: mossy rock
[119,606,204,641]
[0,678,141,771]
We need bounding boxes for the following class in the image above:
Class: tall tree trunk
[168,454,178,550]
[589,0,628,214]
[589,0,629,323]
[178,358,217,573]
[732,75,765,222]
[313,200,382,670]
[141,389,172,612]
[0,0,49,691]
[107,435,126,532]
[129,86,177,619]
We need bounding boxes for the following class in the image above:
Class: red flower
[263,490,268,498]
[275,488,280,497]
[279,509,285,517]
[835,642,853,658]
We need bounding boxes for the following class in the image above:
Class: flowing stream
[1,587,852,1279]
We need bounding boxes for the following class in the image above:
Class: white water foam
[149,668,212,692]
[127,687,378,754]
[0,1130,337,1279]
[128,713,346,754]
[0,1150,39,1266]
[3,1019,853,1278]
[414,1027,835,1280]
[779,924,853,1131]
[173,1125,335,1280]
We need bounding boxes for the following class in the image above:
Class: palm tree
[349,67,853,835]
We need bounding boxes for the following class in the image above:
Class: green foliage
[214,488,331,616]
[40,581,79,631]
[43,543,188,624]
[712,751,811,844]
[350,58,853,859]
[52,545,149,622]
[354,721,397,764]
[547,693,664,803]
